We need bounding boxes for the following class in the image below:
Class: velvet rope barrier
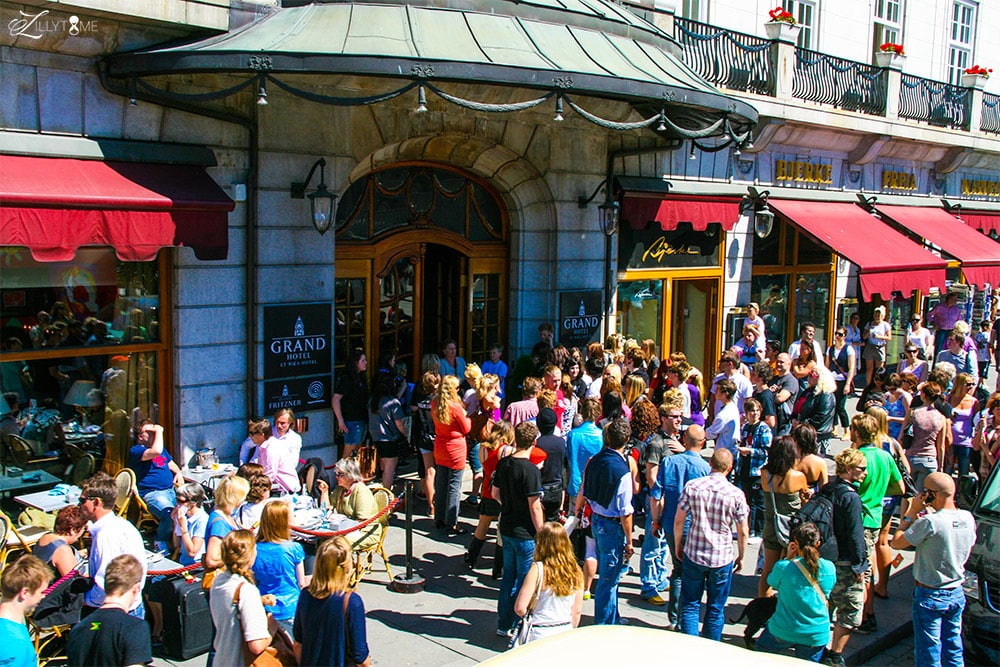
[147,562,203,577]
[290,496,401,538]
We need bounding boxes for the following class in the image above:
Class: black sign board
[559,290,603,349]
[263,376,330,414]
[620,222,721,270]
[263,304,332,378]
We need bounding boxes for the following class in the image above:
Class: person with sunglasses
[890,473,976,667]
[897,344,928,383]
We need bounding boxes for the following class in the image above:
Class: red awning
[875,205,1000,288]
[960,211,1000,236]
[768,200,948,300]
[621,194,741,231]
[0,155,233,261]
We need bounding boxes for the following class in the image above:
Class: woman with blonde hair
[293,536,370,666]
[513,522,584,642]
[623,373,647,410]
[432,374,472,535]
[686,366,707,427]
[465,421,515,570]
[204,475,250,571]
[795,369,837,454]
[462,365,497,506]
[252,500,306,634]
[864,405,910,600]
[948,372,980,476]
[412,370,441,517]
[209,530,273,667]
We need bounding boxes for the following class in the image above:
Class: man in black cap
[535,407,567,522]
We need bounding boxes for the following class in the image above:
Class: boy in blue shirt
[0,555,53,667]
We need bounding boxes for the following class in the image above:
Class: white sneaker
[747,536,763,545]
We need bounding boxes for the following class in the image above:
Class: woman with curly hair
[432,374,472,535]
[513,522,584,642]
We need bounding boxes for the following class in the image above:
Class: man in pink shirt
[503,376,541,427]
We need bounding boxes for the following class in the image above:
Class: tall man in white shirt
[709,351,753,420]
[788,322,826,368]
[79,472,147,617]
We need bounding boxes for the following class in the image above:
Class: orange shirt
[432,399,472,469]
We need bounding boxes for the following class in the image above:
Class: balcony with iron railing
[671,16,998,137]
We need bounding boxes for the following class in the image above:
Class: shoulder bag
[768,481,792,548]
[792,559,828,607]
[509,562,543,649]
[234,581,298,667]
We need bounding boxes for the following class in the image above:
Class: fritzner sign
[559,290,603,349]
[263,304,331,377]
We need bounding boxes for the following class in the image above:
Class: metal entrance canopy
[104,0,757,138]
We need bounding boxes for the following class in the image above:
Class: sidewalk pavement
[157,434,917,667]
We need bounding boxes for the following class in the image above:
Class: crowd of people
[0,300,997,667]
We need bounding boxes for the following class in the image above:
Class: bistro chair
[114,468,136,517]
[349,485,394,588]
[68,454,95,486]
[129,489,160,536]
[1,433,63,475]
[0,511,45,566]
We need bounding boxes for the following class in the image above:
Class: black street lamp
[291,158,338,235]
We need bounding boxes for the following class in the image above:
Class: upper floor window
[948,0,977,84]
[874,0,903,49]
[783,0,816,49]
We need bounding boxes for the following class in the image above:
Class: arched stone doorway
[333,162,509,378]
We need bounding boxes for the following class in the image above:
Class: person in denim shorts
[333,347,369,459]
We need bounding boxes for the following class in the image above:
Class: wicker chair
[349,485,394,588]
[114,468,136,517]
[0,511,45,567]
[1,433,62,474]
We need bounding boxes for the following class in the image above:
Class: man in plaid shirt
[673,448,749,640]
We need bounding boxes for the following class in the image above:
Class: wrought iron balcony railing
[673,17,773,96]
[670,15,989,136]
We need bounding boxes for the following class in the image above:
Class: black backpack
[789,483,839,562]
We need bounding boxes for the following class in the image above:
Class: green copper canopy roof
[105,0,757,130]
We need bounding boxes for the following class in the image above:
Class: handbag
[768,484,791,548]
[234,581,297,667]
[509,562,543,649]
[892,447,917,498]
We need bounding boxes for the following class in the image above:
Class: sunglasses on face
[835,331,845,337]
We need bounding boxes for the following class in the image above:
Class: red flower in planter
[879,43,905,55]
[768,7,796,25]
[964,65,993,78]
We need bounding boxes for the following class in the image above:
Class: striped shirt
[678,472,749,568]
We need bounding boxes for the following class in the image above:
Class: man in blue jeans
[674,448,748,640]
[579,417,634,625]
[650,424,710,630]
[492,421,544,638]
[891,473,976,667]
[127,421,183,553]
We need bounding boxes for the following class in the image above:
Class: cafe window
[0,247,170,473]
[752,217,834,348]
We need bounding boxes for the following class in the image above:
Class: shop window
[378,258,416,373]
[751,275,789,346]
[796,232,833,265]
[792,273,831,349]
[471,272,502,363]
[334,277,367,376]
[0,247,167,472]
[616,281,663,348]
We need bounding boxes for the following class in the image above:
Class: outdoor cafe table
[0,470,61,496]
[15,485,80,513]
[182,464,235,487]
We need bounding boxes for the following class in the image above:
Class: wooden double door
[334,232,506,380]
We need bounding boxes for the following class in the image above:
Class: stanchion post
[391,480,425,593]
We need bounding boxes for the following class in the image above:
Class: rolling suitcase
[159,574,213,660]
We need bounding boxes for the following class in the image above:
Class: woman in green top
[318,458,382,550]
[755,522,835,662]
